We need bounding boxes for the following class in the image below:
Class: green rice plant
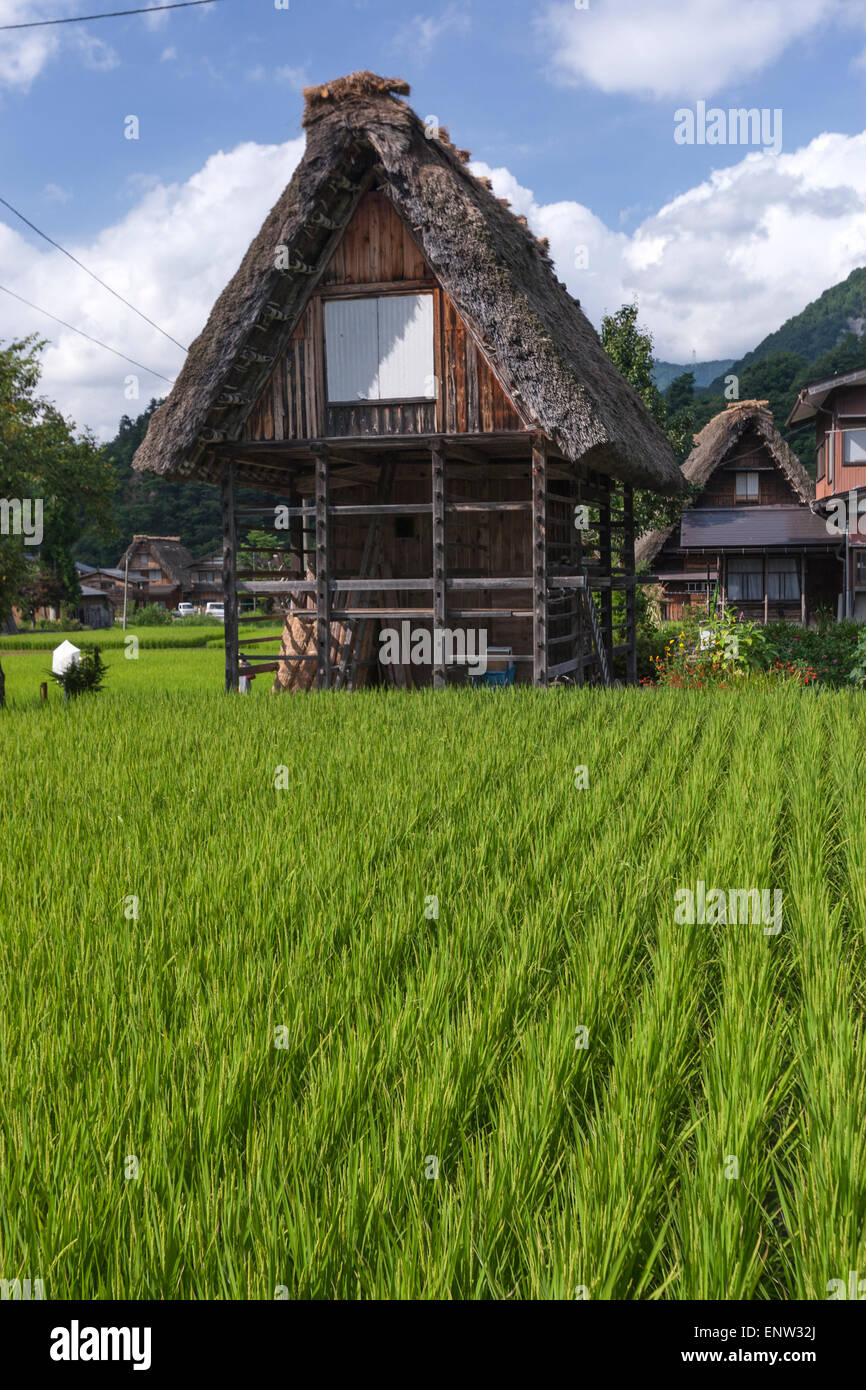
[0,685,861,1299]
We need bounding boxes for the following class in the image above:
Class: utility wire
[0,196,188,352]
[0,1,224,29]
[0,283,175,384]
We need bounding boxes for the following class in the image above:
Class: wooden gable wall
[241,191,526,443]
[695,429,800,507]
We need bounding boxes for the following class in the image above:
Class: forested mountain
[663,267,866,471]
[652,358,734,392]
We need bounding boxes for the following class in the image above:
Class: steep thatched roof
[635,400,814,568]
[119,535,194,586]
[133,71,681,493]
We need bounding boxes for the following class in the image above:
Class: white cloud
[275,65,308,89]
[0,137,306,439]
[43,183,72,203]
[394,5,471,62]
[0,0,66,91]
[539,0,848,100]
[72,33,120,73]
[472,129,866,361]
[161,45,178,63]
[0,0,124,90]
[142,1,171,30]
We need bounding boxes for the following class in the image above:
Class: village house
[133,71,682,691]
[76,563,148,618]
[637,400,839,624]
[183,550,224,609]
[788,363,866,619]
[116,535,194,611]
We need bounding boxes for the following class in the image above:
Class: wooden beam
[575,475,585,687]
[598,482,613,673]
[222,460,239,694]
[623,483,637,685]
[532,435,548,688]
[801,554,806,625]
[432,443,447,689]
[314,445,331,689]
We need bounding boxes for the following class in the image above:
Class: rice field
[1,681,865,1299]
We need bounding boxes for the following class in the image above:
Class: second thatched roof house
[133,71,682,691]
[637,400,840,624]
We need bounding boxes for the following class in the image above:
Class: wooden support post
[532,435,548,688]
[222,459,239,694]
[314,445,331,690]
[575,472,585,687]
[598,480,613,674]
[432,442,447,689]
[623,483,637,685]
[800,554,806,626]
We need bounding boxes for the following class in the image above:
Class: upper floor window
[324,294,435,403]
[816,440,825,481]
[842,424,866,465]
[735,470,759,502]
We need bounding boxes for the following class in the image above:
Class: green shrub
[34,617,84,632]
[762,619,859,688]
[132,604,172,627]
[51,647,107,698]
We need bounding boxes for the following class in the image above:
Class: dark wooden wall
[696,431,801,507]
[241,191,526,443]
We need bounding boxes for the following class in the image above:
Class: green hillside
[679,267,866,469]
[75,400,223,568]
[652,358,734,392]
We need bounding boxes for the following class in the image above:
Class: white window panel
[377,294,435,399]
[325,298,380,401]
[735,471,759,499]
[843,428,866,464]
[324,294,434,402]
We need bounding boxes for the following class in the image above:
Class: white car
[173,603,195,619]
[205,602,225,621]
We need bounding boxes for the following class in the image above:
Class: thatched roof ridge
[133,71,681,493]
[635,400,814,569]
[119,534,193,585]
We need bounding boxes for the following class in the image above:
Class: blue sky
[3,0,866,436]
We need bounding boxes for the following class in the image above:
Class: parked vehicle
[171,603,195,620]
[205,603,225,621]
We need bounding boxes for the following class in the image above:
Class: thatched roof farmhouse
[133,71,682,690]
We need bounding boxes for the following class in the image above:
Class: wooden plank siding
[241,190,527,445]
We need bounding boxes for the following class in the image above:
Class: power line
[0,283,175,384]
[0,1,225,29]
[0,196,188,352]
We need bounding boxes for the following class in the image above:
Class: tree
[666,370,695,416]
[0,337,114,706]
[600,303,696,542]
[77,399,224,568]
